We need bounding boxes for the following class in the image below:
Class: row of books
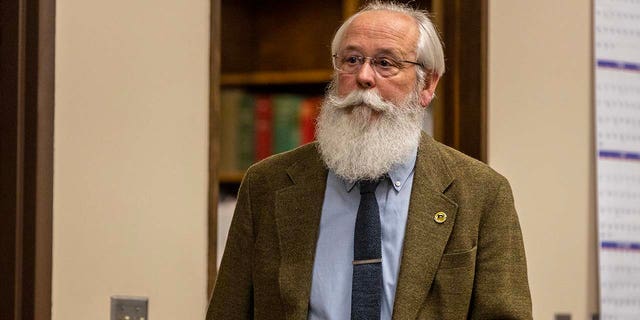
[220,89,322,172]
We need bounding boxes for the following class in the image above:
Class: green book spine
[272,94,302,154]
[237,94,255,170]
[220,89,243,172]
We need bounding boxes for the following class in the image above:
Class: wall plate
[110,296,148,320]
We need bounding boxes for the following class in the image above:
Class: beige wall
[53,0,210,319]
[488,1,598,318]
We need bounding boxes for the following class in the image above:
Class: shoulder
[247,142,320,175]
[438,141,505,181]
[241,142,325,188]
[419,134,510,194]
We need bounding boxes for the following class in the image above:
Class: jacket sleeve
[469,177,533,319]
[206,172,255,319]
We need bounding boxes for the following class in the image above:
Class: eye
[343,55,361,65]
[376,57,398,68]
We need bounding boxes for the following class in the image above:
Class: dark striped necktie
[351,179,382,320]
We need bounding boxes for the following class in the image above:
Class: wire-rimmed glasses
[332,54,423,77]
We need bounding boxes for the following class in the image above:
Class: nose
[355,59,376,89]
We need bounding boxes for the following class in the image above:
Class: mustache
[326,89,396,113]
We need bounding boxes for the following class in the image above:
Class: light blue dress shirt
[308,148,417,320]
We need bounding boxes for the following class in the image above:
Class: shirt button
[395,181,401,187]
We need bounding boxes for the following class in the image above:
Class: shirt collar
[339,146,418,193]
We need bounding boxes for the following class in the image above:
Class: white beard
[315,81,424,182]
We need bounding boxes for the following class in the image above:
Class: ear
[419,73,440,108]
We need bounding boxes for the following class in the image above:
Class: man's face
[335,10,425,108]
[316,9,440,181]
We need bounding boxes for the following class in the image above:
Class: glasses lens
[373,57,400,77]
[335,55,360,73]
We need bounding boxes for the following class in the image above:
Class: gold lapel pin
[434,211,447,224]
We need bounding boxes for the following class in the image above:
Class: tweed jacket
[206,133,532,320]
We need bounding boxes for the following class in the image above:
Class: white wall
[488,1,598,319]
[53,0,210,319]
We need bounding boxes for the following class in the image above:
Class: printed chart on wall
[595,0,640,318]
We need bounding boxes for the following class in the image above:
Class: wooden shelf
[219,171,246,183]
[221,69,333,86]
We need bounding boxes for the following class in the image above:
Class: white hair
[330,1,445,83]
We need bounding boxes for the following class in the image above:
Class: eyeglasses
[332,54,423,77]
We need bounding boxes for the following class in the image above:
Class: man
[207,2,532,319]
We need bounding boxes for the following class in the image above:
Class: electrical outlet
[111,296,148,320]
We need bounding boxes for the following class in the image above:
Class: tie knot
[359,180,380,194]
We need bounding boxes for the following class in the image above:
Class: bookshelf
[218,0,362,183]
[217,0,494,185]
[220,70,334,86]
[218,171,246,184]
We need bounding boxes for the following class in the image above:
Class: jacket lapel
[392,134,458,320]
[274,147,328,320]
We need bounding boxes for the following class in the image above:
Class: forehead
[340,10,419,56]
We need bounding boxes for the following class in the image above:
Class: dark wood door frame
[207,0,221,295]
[0,0,55,319]
[432,0,488,162]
